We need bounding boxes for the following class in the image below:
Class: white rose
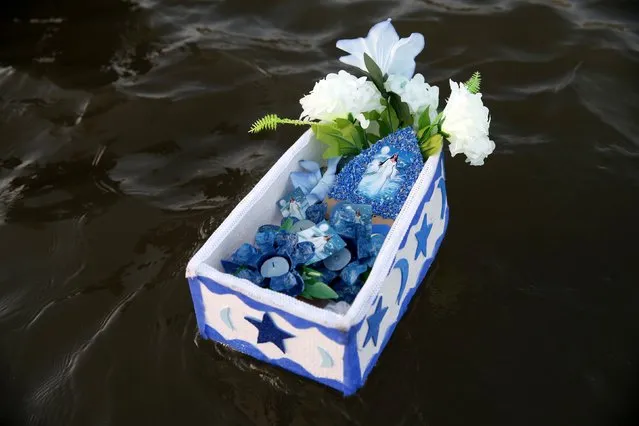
[441,79,495,166]
[299,70,384,122]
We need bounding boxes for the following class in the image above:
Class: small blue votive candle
[260,256,290,278]
[290,219,316,234]
[323,248,352,271]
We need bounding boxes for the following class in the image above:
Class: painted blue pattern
[393,258,409,304]
[196,276,348,344]
[318,347,335,368]
[246,312,295,353]
[363,297,389,347]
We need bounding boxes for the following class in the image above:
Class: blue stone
[328,127,424,219]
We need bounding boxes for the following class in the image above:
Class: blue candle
[290,219,316,234]
[260,256,290,278]
[323,248,352,271]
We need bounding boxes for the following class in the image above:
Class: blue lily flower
[290,157,341,205]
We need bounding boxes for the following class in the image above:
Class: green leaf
[464,71,482,94]
[420,134,443,158]
[417,106,431,131]
[333,118,352,129]
[339,121,365,150]
[366,132,381,145]
[280,217,294,231]
[363,53,386,94]
[363,110,381,121]
[389,93,413,127]
[312,124,361,159]
[302,281,339,300]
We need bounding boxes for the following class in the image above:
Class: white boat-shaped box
[185,129,449,395]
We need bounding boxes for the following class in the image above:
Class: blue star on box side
[414,214,433,260]
[245,312,294,353]
[363,297,388,347]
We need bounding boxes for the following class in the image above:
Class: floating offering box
[186,130,449,395]
[186,18,494,395]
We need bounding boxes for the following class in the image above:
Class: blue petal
[274,231,299,256]
[332,279,363,304]
[270,271,304,297]
[235,268,265,287]
[314,265,339,285]
[305,202,327,224]
[291,242,315,266]
[290,171,319,195]
[255,226,279,253]
[307,156,342,203]
[221,259,241,274]
[231,243,260,268]
[340,261,369,286]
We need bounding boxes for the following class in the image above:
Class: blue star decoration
[414,213,433,260]
[393,258,409,305]
[363,297,388,347]
[245,312,294,353]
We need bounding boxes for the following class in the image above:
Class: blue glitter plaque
[328,127,424,219]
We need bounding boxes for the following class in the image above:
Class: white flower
[299,70,383,122]
[385,73,439,122]
[336,18,425,78]
[441,80,495,166]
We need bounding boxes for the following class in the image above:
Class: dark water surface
[1,0,638,425]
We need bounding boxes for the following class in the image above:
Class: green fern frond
[464,71,482,94]
[248,114,313,134]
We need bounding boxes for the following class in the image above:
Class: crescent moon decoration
[317,346,334,368]
[220,307,235,331]
[393,258,410,305]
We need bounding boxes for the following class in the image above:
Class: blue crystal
[340,261,369,286]
[305,202,327,224]
[328,127,424,219]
